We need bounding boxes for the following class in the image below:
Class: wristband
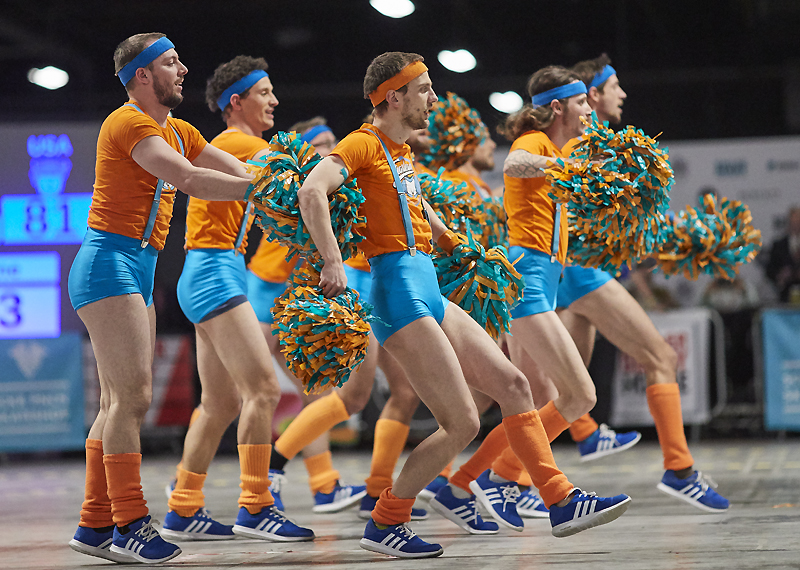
[437,230,462,255]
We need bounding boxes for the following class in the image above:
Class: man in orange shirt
[67,34,266,564]
[296,52,630,558]
[160,55,314,542]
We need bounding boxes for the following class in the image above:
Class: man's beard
[401,104,428,130]
[154,75,183,109]
[472,154,494,172]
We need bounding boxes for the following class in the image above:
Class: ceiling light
[489,91,524,114]
[28,66,69,90]
[438,49,476,73]
[370,0,415,18]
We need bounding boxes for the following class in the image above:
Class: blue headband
[217,70,269,111]
[301,124,333,144]
[118,37,175,85]
[589,65,617,89]
[531,81,587,108]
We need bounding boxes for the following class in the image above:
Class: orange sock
[372,487,415,526]
[274,392,349,460]
[103,453,148,527]
[647,383,694,471]
[365,419,409,498]
[238,444,274,514]
[79,439,113,528]
[304,451,339,495]
[569,413,599,442]
[167,467,206,517]
[449,424,508,493]
[517,469,533,487]
[438,460,454,479]
[491,446,525,482]
[503,410,574,508]
[538,401,572,442]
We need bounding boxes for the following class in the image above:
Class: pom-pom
[433,225,525,339]
[419,170,486,246]
[248,131,366,269]
[547,114,673,274]
[419,92,489,171]
[656,194,762,280]
[476,196,508,250]
[271,266,377,394]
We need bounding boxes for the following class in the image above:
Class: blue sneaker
[429,484,499,534]
[549,489,631,537]
[164,478,176,500]
[109,515,182,563]
[469,470,523,531]
[312,482,368,513]
[268,469,286,512]
[517,489,550,518]
[359,494,428,521]
[360,519,443,559]
[657,470,730,512]
[232,506,314,542]
[578,424,641,462]
[161,507,236,541]
[68,526,130,563]
[417,475,448,501]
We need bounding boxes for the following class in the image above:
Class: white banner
[610,308,711,426]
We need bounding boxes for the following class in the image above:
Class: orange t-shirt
[413,160,435,177]
[443,169,491,199]
[503,130,568,264]
[184,128,269,253]
[344,251,371,272]
[87,101,207,250]
[248,235,298,283]
[331,124,432,259]
[562,136,584,158]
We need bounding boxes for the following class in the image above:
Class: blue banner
[0,333,84,451]
[763,309,800,430]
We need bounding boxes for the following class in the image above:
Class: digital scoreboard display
[0,122,101,338]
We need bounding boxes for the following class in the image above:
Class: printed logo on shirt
[395,157,419,197]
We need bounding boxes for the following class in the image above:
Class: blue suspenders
[233,203,252,253]
[551,203,561,262]
[365,130,421,256]
[124,102,185,248]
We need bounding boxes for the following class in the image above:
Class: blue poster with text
[763,309,800,431]
[0,333,84,451]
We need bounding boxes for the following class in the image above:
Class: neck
[544,121,573,150]
[128,90,170,127]
[226,114,262,137]
[458,159,481,179]
[373,113,410,145]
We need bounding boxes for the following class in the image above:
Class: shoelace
[575,490,598,501]
[269,473,285,494]
[134,520,161,542]
[501,484,521,509]
[598,423,617,440]
[396,523,417,540]
[196,507,214,520]
[694,471,717,492]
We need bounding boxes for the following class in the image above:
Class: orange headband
[368,61,428,107]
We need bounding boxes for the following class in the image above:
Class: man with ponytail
[296,52,631,559]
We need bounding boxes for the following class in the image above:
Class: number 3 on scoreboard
[0,293,22,328]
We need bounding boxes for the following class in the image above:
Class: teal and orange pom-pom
[433,225,525,340]
[419,92,489,171]
[247,130,366,269]
[477,196,508,250]
[547,114,673,274]
[656,194,762,280]
[419,170,487,246]
[271,266,377,395]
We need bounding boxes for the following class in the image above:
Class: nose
[178,61,188,75]
[272,94,279,107]
[429,88,438,104]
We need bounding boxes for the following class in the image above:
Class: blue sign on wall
[763,309,800,431]
[0,333,84,451]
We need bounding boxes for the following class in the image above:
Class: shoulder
[511,131,551,154]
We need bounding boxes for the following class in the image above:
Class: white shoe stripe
[99,538,113,549]
[381,534,394,546]
[186,520,199,532]
[397,540,407,550]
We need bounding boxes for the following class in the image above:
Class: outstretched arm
[297,155,349,298]
[503,149,557,178]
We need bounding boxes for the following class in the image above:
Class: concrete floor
[1,440,799,569]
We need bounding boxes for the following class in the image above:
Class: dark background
[4,0,800,143]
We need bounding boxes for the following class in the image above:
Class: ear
[229,93,242,110]
[135,67,150,85]
[588,86,601,105]
[550,99,563,116]
[386,89,402,109]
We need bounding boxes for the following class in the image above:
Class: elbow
[297,184,319,213]
[176,166,203,199]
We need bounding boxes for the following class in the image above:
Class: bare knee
[440,409,480,448]
[202,391,242,426]
[114,385,152,420]
[339,385,372,415]
[240,376,281,412]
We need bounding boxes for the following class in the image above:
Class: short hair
[289,116,327,134]
[499,65,582,141]
[113,33,166,90]
[363,52,424,115]
[205,55,270,116]
[571,53,613,91]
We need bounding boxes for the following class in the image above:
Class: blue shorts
[344,264,372,301]
[246,270,289,324]
[68,228,158,311]
[556,266,614,309]
[177,249,248,324]
[509,246,563,319]
[368,250,449,345]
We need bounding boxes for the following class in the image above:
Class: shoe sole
[468,480,524,532]
[429,496,499,535]
[68,540,133,564]
[109,544,182,564]
[551,496,632,538]
[416,488,436,502]
[160,527,237,541]
[359,538,443,558]
[579,433,642,462]
[312,489,368,513]
[656,482,730,513]
[518,508,550,519]
[232,525,315,542]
